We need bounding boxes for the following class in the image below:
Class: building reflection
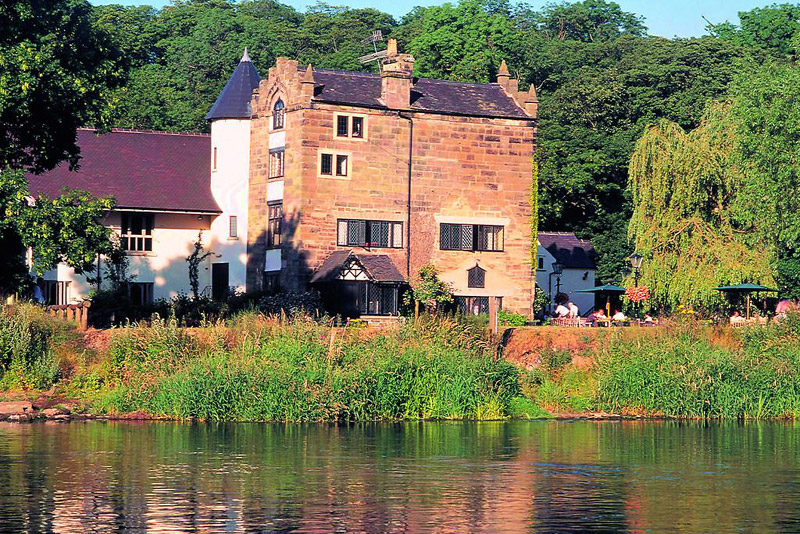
[0,419,799,532]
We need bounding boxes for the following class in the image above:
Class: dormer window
[273,99,285,130]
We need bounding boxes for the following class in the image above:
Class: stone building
[240,40,538,316]
[29,42,538,318]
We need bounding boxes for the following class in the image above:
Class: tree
[1,0,123,173]
[0,0,123,295]
[627,110,773,311]
[708,4,800,60]
[404,0,522,82]
[727,62,800,296]
[536,0,646,42]
[408,264,454,314]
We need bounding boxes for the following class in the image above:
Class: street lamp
[629,253,643,287]
[551,261,563,307]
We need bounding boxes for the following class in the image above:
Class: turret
[207,49,261,293]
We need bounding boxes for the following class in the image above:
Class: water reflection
[0,420,799,532]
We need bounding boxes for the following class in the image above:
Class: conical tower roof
[207,49,261,121]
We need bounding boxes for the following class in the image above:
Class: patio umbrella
[577,284,626,317]
[713,283,779,320]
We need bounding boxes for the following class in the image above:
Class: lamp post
[629,253,643,287]
[549,261,564,312]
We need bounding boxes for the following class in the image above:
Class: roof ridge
[78,128,210,138]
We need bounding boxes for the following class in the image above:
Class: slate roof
[309,68,531,119]
[538,232,597,270]
[27,129,220,213]
[207,50,261,120]
[310,250,406,283]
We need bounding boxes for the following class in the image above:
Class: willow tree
[627,105,773,311]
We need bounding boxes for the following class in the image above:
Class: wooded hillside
[90,0,800,286]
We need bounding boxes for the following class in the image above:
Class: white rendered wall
[43,212,213,302]
[535,243,596,315]
[209,118,251,293]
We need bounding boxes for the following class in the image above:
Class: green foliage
[594,322,800,418]
[535,0,646,42]
[1,0,124,173]
[0,170,116,293]
[186,231,212,300]
[498,309,527,327]
[708,4,800,60]
[408,264,454,313]
[97,314,525,422]
[627,109,773,312]
[0,304,64,390]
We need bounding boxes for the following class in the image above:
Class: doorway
[211,263,229,301]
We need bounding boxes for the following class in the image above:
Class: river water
[0,420,798,533]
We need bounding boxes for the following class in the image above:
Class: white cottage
[536,232,597,315]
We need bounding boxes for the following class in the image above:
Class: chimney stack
[380,39,415,109]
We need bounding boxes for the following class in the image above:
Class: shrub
[0,304,63,389]
[498,309,528,327]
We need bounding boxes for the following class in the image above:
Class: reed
[0,303,66,390]
[96,313,525,422]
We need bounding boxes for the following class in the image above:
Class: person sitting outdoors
[730,310,745,326]
[568,301,579,318]
[643,313,655,324]
[554,302,570,318]
[587,308,607,326]
[612,309,627,321]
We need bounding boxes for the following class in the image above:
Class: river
[0,420,798,533]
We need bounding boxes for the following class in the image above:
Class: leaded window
[439,223,504,252]
[320,153,333,175]
[360,283,399,315]
[269,149,284,178]
[337,219,402,248]
[467,266,486,288]
[267,201,282,248]
[273,99,285,129]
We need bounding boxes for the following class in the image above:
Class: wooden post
[79,301,91,331]
[489,296,499,336]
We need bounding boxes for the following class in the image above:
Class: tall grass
[524,317,800,419]
[96,313,525,422]
[0,304,64,390]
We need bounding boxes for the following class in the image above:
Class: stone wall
[247,56,537,315]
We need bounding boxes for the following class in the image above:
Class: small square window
[336,155,348,176]
[320,153,333,175]
[351,117,364,138]
[336,116,349,137]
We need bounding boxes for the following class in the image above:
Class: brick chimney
[380,39,415,109]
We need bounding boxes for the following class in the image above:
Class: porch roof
[310,251,405,284]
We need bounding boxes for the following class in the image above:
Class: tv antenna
[358,30,388,65]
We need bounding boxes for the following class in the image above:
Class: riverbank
[3,303,800,421]
[505,317,800,419]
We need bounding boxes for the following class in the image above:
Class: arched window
[273,99,285,130]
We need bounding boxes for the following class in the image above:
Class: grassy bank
[0,306,545,422]
[94,314,545,422]
[6,303,800,420]
[519,317,800,418]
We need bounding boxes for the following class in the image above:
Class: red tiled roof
[27,129,219,213]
